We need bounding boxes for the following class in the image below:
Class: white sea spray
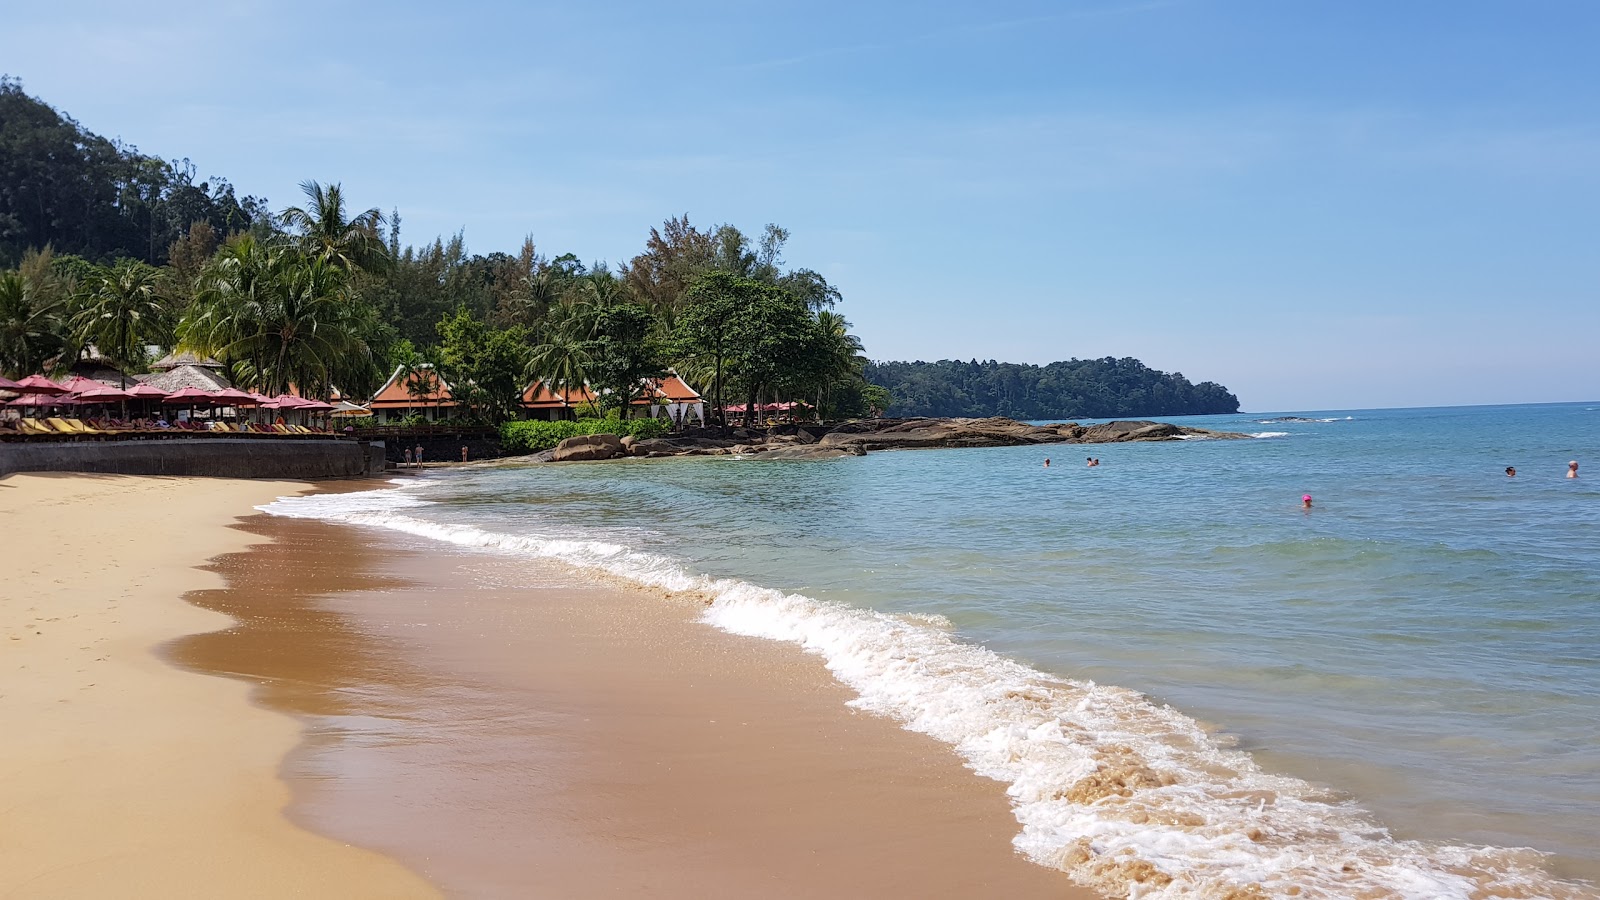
[260,484,1594,900]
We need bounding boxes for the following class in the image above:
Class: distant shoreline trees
[864,358,1240,419]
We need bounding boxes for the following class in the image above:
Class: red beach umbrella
[7,392,77,407]
[211,388,260,406]
[0,375,23,392]
[13,375,70,395]
[74,385,135,403]
[162,387,221,405]
[124,383,168,400]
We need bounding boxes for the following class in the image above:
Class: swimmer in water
[1302,494,1313,509]
[1043,458,1050,468]
[1569,460,1580,479]
[1506,466,1516,477]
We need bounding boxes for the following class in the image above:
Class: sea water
[264,402,1600,899]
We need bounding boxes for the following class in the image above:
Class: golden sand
[0,474,436,899]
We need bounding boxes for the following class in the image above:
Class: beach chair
[47,417,93,436]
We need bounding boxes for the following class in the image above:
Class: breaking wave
[260,483,1593,900]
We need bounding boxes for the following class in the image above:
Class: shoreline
[0,473,435,898]
[176,505,1094,898]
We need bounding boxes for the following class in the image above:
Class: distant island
[866,358,1239,419]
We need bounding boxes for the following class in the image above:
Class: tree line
[865,358,1240,419]
[0,79,874,424]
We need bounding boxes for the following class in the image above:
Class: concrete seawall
[0,439,387,479]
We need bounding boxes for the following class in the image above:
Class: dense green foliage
[499,416,668,453]
[865,358,1240,419]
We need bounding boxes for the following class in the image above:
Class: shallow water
[266,402,1600,898]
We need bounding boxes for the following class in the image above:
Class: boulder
[756,444,867,460]
[550,433,624,462]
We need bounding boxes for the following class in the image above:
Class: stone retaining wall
[0,438,386,479]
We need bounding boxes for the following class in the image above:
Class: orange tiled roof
[521,381,597,407]
[370,365,456,408]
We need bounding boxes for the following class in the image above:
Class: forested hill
[0,76,268,267]
[865,358,1240,419]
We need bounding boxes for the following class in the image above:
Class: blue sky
[8,0,1598,410]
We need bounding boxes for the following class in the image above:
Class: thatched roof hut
[151,350,224,372]
[140,364,231,392]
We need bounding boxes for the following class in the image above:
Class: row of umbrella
[0,374,346,412]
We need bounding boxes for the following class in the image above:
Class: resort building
[517,372,703,425]
[367,364,458,424]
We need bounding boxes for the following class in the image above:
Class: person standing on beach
[461,446,469,463]
[403,448,412,467]
[1569,460,1580,478]
[415,444,424,468]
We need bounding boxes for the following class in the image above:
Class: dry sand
[0,474,436,899]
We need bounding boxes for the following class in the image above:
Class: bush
[499,416,669,455]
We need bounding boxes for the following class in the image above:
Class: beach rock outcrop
[532,416,1247,464]
[550,433,625,462]
[756,444,867,460]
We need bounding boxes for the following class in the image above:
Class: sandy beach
[0,474,437,899]
[2,472,1093,898]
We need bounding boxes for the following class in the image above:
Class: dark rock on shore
[532,416,1248,464]
[550,433,625,462]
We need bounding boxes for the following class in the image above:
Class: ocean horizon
[265,400,1600,899]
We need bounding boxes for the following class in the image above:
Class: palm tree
[812,310,866,420]
[71,259,169,385]
[279,180,389,273]
[181,238,376,397]
[0,271,68,378]
[527,331,594,417]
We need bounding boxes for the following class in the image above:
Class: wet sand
[175,510,1095,898]
[0,474,436,899]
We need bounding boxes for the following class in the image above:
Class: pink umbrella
[124,383,168,400]
[211,388,261,406]
[0,375,22,392]
[7,392,77,407]
[13,375,69,395]
[61,375,104,394]
[162,387,221,405]
[296,399,335,411]
[74,385,135,403]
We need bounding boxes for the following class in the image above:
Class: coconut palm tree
[812,310,866,419]
[0,271,68,378]
[181,238,376,397]
[71,259,169,385]
[279,180,389,273]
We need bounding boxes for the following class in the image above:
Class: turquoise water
[268,402,1600,897]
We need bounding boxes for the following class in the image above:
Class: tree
[181,236,379,397]
[677,270,752,425]
[808,310,866,418]
[433,308,531,423]
[0,270,66,378]
[72,258,169,383]
[581,303,665,419]
[279,180,388,273]
[723,284,816,427]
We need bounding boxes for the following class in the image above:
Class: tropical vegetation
[1,78,1239,423]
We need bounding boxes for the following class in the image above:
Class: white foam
[261,486,1593,900]
[1251,432,1291,439]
